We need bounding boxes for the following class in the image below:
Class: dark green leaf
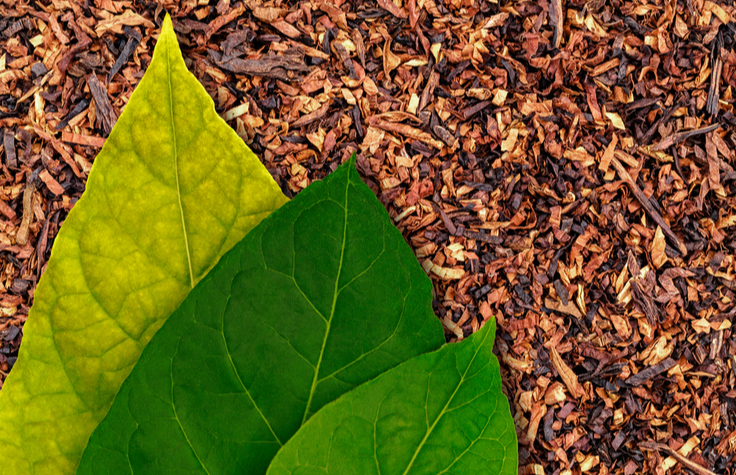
[76,159,445,475]
[266,319,517,475]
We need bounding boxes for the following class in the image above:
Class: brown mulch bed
[2,0,736,474]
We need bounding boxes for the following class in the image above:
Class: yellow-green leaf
[0,14,287,475]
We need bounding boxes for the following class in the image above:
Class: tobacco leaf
[76,158,445,475]
[267,319,517,475]
[0,15,287,475]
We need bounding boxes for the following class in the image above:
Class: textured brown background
[1,1,736,474]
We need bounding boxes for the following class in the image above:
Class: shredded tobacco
[1,1,736,474]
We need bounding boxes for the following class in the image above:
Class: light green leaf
[0,15,287,475]
[76,159,445,475]
[266,319,517,475]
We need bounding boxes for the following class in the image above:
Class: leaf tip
[162,12,173,31]
[344,151,358,170]
[480,315,497,344]
[160,12,176,44]
[340,151,359,182]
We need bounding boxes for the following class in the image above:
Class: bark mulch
[2,0,736,474]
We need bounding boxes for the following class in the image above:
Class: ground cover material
[1,1,736,474]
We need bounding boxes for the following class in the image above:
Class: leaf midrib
[301,175,351,425]
[166,35,195,289]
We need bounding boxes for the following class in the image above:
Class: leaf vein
[170,337,212,474]
[265,267,329,324]
[317,281,410,384]
[166,34,195,289]
[220,295,284,446]
[301,174,351,424]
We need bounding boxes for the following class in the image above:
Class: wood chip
[550,347,584,399]
[87,73,117,135]
[3,129,16,168]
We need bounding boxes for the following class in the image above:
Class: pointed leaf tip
[162,12,173,33]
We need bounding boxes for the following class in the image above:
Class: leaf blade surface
[266,319,517,475]
[76,159,445,475]
[0,15,287,475]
